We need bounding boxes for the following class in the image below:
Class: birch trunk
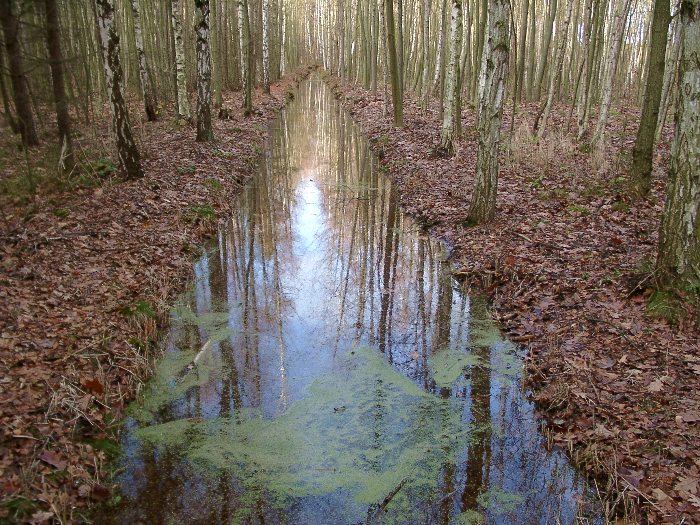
[262,0,270,93]
[656,12,682,142]
[591,0,633,146]
[467,0,511,225]
[515,0,529,104]
[631,0,671,196]
[130,0,157,121]
[440,0,462,154]
[537,0,574,139]
[94,0,143,179]
[420,0,431,110]
[576,0,596,140]
[238,0,252,115]
[657,0,700,288]
[195,0,213,141]
[534,0,558,101]
[0,0,39,147]
[171,0,190,119]
[385,0,403,126]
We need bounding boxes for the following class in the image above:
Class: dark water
[108,78,599,524]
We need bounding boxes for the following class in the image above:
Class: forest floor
[322,72,700,524]
[0,67,312,524]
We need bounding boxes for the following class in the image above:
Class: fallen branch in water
[365,478,408,524]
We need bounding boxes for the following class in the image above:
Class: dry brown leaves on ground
[0,68,312,524]
[323,73,700,524]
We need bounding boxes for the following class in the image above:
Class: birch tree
[239,0,253,115]
[130,0,157,121]
[262,0,271,93]
[631,0,671,196]
[467,0,511,225]
[385,0,403,126]
[94,0,144,179]
[537,0,574,138]
[171,0,191,119]
[656,0,700,289]
[195,0,214,141]
[591,0,633,146]
[440,0,462,154]
[0,0,39,147]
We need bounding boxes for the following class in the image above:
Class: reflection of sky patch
[110,77,601,525]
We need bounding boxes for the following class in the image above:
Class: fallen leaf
[29,511,53,525]
[652,488,669,501]
[82,377,104,396]
[674,476,699,495]
[647,379,664,393]
[39,451,67,470]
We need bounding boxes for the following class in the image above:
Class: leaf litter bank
[321,71,700,524]
[0,67,313,523]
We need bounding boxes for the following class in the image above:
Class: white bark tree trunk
[94,0,143,179]
[171,0,190,119]
[657,0,700,287]
[591,0,633,146]
[440,0,462,154]
[467,0,511,225]
[195,0,213,141]
[130,0,157,121]
[537,0,574,139]
[262,0,271,93]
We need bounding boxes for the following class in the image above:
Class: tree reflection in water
[108,78,599,525]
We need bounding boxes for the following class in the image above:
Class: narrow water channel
[109,78,598,524]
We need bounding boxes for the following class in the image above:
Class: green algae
[429,347,482,388]
[135,347,477,522]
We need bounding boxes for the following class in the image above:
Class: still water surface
[110,78,598,524]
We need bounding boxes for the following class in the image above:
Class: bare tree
[94,0,144,179]
[467,0,511,225]
[195,0,214,141]
[0,0,38,147]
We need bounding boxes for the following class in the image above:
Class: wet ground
[107,78,599,524]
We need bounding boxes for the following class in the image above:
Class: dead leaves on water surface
[328,75,700,524]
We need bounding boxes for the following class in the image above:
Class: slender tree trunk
[657,0,700,289]
[385,0,403,126]
[526,0,537,99]
[171,0,190,119]
[591,0,633,146]
[537,0,574,138]
[130,0,157,121]
[515,0,529,104]
[262,0,270,93]
[631,0,671,196]
[44,0,74,172]
[238,0,252,115]
[440,0,462,154]
[420,0,431,111]
[467,0,511,225]
[657,9,682,142]
[94,0,143,179]
[0,41,18,133]
[195,0,213,141]
[534,0,557,101]
[0,0,39,147]
[576,0,596,140]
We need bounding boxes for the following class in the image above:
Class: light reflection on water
[108,78,599,524]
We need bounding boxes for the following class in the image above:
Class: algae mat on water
[133,346,489,523]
